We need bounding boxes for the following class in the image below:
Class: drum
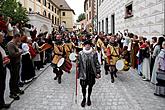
[116,59,125,71]
[69,53,77,61]
[57,58,72,73]
[116,59,130,71]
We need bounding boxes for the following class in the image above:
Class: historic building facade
[18,0,75,34]
[98,0,165,38]
[84,0,96,33]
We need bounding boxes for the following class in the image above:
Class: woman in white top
[20,36,36,83]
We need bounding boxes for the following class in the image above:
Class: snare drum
[57,58,72,73]
[116,59,130,71]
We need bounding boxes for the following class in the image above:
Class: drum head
[116,60,124,71]
[69,53,77,61]
[57,58,65,67]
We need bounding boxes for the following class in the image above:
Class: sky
[65,0,84,22]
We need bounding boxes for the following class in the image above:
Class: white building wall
[98,0,165,38]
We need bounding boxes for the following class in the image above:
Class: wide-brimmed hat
[83,39,92,45]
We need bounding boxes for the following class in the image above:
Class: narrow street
[5,63,165,110]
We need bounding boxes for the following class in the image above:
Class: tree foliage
[76,13,86,22]
[0,0,29,24]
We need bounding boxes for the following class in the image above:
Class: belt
[54,53,62,56]
[111,55,119,57]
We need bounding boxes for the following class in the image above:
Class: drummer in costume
[64,35,74,59]
[52,34,65,84]
[107,35,120,83]
[78,39,101,107]
[103,34,111,75]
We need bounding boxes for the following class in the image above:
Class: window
[99,0,101,6]
[48,13,51,19]
[99,22,101,32]
[89,0,91,7]
[43,10,46,16]
[105,18,108,34]
[29,8,32,13]
[87,14,88,21]
[62,12,65,16]
[125,2,133,19]
[55,17,57,25]
[48,3,50,9]
[52,6,54,11]
[43,0,46,6]
[86,3,88,10]
[37,0,41,2]
[55,8,56,13]
[89,11,91,20]
[57,18,59,25]
[52,15,54,24]
[102,20,104,32]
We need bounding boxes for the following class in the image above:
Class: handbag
[156,69,165,81]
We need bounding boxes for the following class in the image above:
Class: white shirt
[0,46,7,59]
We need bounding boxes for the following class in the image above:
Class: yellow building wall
[60,11,74,31]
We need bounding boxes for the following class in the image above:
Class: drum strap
[67,44,72,52]
[112,46,120,58]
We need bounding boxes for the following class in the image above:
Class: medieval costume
[107,36,120,83]
[140,43,150,81]
[21,42,36,83]
[96,37,105,64]
[154,45,165,96]
[131,39,139,69]
[64,37,74,60]
[52,37,65,84]
[78,40,101,107]
[102,38,109,75]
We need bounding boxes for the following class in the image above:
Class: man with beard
[107,35,120,83]
[52,34,65,84]
[78,39,101,107]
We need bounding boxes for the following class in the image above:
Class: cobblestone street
[4,63,165,110]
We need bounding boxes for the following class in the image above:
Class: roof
[52,0,75,14]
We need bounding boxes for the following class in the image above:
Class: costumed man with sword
[77,39,101,107]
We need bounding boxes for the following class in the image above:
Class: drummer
[64,35,74,60]
[107,35,120,83]
[52,34,65,84]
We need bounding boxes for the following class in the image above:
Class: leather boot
[81,98,86,107]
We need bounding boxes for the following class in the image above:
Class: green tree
[76,13,86,22]
[0,0,29,24]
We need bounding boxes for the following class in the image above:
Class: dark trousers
[0,68,6,105]
[104,61,109,74]
[53,67,63,78]
[9,63,20,95]
[150,57,155,78]
[34,61,41,70]
[80,82,93,99]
